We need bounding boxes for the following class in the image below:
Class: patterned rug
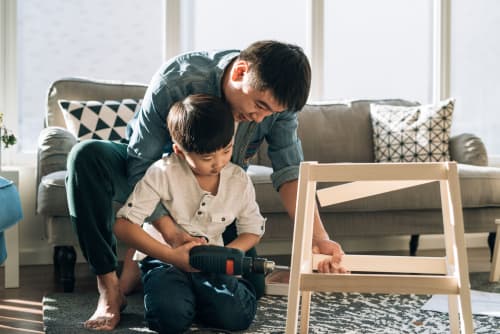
[43,272,500,333]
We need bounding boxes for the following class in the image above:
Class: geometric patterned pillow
[58,99,142,141]
[370,98,454,163]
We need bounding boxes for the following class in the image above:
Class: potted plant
[0,112,17,171]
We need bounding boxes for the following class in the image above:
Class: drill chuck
[189,245,275,275]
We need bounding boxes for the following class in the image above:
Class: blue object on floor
[0,176,23,264]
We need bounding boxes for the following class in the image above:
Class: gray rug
[43,272,500,333]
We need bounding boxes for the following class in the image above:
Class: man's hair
[167,94,234,154]
[239,40,311,111]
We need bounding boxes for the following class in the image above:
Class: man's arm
[279,179,347,273]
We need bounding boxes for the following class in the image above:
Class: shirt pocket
[209,212,235,237]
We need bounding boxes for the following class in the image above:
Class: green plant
[0,112,17,148]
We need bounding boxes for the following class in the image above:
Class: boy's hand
[169,241,202,272]
[312,239,349,274]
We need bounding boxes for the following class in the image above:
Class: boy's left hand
[312,239,349,274]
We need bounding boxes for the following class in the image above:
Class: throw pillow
[370,99,455,163]
[58,99,141,141]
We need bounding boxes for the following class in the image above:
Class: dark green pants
[66,140,265,298]
[66,140,131,275]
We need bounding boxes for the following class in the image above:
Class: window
[186,0,307,55]
[450,0,500,155]
[323,0,433,102]
[13,0,163,154]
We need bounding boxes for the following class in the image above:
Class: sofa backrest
[255,99,420,166]
[45,77,148,127]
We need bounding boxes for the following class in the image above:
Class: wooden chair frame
[285,162,473,334]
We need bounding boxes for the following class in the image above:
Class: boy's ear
[172,143,185,159]
[231,60,249,82]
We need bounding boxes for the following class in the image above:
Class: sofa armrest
[37,127,78,180]
[449,133,488,166]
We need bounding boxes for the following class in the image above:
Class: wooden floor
[0,247,494,333]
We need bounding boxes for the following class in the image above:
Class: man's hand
[312,238,349,274]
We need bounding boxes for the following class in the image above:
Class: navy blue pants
[140,258,257,334]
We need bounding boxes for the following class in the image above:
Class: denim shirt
[127,49,303,191]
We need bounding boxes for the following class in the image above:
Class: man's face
[224,63,286,123]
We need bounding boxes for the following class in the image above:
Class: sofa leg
[54,246,77,292]
[488,232,496,261]
[409,234,419,256]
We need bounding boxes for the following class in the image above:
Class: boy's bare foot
[119,248,142,295]
[84,271,126,331]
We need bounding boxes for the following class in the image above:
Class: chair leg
[488,232,496,261]
[409,234,420,256]
[54,246,77,292]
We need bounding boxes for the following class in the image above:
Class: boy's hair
[239,40,311,112]
[168,94,234,154]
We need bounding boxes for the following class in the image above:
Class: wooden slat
[300,273,459,294]
[317,180,435,207]
[312,254,448,274]
[310,162,448,182]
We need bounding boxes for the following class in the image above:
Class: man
[66,40,346,331]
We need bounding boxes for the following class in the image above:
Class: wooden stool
[286,162,473,334]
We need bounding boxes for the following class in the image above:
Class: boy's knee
[144,293,195,334]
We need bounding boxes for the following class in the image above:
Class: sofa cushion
[249,163,500,214]
[58,99,141,140]
[370,99,454,163]
[37,171,69,216]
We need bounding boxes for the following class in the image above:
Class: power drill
[189,245,276,275]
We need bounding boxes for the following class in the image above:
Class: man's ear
[231,60,249,82]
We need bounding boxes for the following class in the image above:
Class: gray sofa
[37,78,500,291]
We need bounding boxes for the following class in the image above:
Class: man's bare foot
[84,271,126,331]
[119,248,142,295]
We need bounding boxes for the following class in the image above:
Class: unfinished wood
[300,273,458,294]
[489,219,500,282]
[317,180,435,207]
[286,161,474,334]
[312,254,447,274]
[310,162,448,182]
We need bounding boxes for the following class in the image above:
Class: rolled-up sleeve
[266,111,303,190]
[116,165,168,225]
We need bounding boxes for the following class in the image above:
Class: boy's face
[224,60,286,123]
[175,141,234,177]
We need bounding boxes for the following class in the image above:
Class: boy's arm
[114,217,199,271]
[225,233,261,253]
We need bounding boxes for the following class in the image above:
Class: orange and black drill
[189,245,277,275]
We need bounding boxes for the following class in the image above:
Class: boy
[113,94,265,333]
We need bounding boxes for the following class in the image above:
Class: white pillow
[370,99,455,163]
[58,99,141,141]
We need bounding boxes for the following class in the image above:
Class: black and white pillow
[370,99,454,163]
[58,99,141,141]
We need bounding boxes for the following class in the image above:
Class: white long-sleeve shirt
[116,154,266,258]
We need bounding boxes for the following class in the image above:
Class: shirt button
[221,217,225,222]
[127,203,132,207]
[201,202,205,206]
[197,211,202,215]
